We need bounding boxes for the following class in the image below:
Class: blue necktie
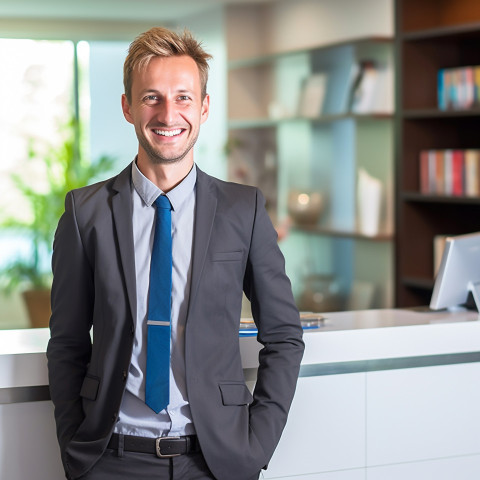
[146,195,172,413]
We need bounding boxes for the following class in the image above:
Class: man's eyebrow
[175,88,195,95]
[140,89,160,95]
[139,88,194,96]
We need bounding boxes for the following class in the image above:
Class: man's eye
[178,95,190,101]
[144,95,159,104]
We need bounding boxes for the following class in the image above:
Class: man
[47,26,304,480]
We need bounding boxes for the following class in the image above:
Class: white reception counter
[2,308,480,479]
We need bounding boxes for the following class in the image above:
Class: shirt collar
[131,159,197,211]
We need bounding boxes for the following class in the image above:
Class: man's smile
[153,128,184,137]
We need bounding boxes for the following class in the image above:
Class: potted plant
[0,119,115,327]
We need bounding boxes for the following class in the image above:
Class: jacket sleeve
[243,188,305,464]
[47,191,94,459]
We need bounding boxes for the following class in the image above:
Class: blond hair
[123,27,212,102]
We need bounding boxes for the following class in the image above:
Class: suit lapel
[188,167,217,309]
[112,164,137,323]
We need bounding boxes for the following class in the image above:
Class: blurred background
[0,0,394,329]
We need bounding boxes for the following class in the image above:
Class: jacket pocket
[219,382,253,406]
[79,375,100,401]
[212,251,243,262]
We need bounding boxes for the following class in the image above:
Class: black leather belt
[108,433,200,458]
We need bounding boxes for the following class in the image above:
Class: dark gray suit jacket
[47,163,304,480]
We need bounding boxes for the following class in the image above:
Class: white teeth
[154,129,182,137]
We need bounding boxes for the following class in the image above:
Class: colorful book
[428,150,437,193]
[475,66,480,106]
[452,150,464,195]
[464,67,475,109]
[465,149,480,196]
[438,65,480,110]
[419,149,480,198]
[435,150,444,194]
[437,69,445,110]
[444,149,453,195]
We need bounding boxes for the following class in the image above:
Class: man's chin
[140,144,188,165]
[149,152,189,165]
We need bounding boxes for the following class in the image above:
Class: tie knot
[155,195,171,210]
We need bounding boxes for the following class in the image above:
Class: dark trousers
[79,448,217,480]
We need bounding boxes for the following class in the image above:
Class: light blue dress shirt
[114,161,196,438]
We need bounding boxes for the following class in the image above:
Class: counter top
[239,308,480,369]
[1,308,480,394]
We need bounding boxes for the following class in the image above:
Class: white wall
[227,0,393,60]
[265,0,393,54]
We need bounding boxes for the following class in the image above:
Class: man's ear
[121,94,134,124]
[200,94,210,124]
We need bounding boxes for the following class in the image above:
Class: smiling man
[47,27,304,480]
[123,54,208,173]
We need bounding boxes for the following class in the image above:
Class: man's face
[122,55,209,166]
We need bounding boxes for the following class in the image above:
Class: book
[464,67,475,109]
[435,150,444,194]
[438,69,445,110]
[438,65,480,110]
[445,69,454,110]
[350,60,379,113]
[452,150,464,195]
[371,64,394,113]
[419,149,480,198]
[297,73,328,118]
[344,62,361,113]
[239,313,324,336]
[428,150,437,194]
[475,66,480,107]
[465,149,480,196]
[444,149,453,195]
[452,69,460,109]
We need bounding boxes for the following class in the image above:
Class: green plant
[0,118,115,292]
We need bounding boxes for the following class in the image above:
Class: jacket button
[122,370,127,381]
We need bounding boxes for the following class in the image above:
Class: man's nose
[155,99,175,125]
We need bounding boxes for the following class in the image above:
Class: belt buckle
[155,436,181,458]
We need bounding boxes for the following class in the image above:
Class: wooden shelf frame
[228,113,394,130]
[395,0,480,308]
[402,192,480,204]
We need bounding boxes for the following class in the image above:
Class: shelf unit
[395,0,480,307]
[227,35,395,310]
[293,225,393,243]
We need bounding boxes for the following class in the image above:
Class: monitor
[430,231,480,311]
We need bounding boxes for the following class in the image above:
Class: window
[0,39,75,225]
[0,39,129,328]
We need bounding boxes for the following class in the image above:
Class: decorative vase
[287,190,324,225]
[22,289,51,328]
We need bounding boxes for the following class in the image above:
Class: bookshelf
[227,30,395,310]
[395,0,480,307]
